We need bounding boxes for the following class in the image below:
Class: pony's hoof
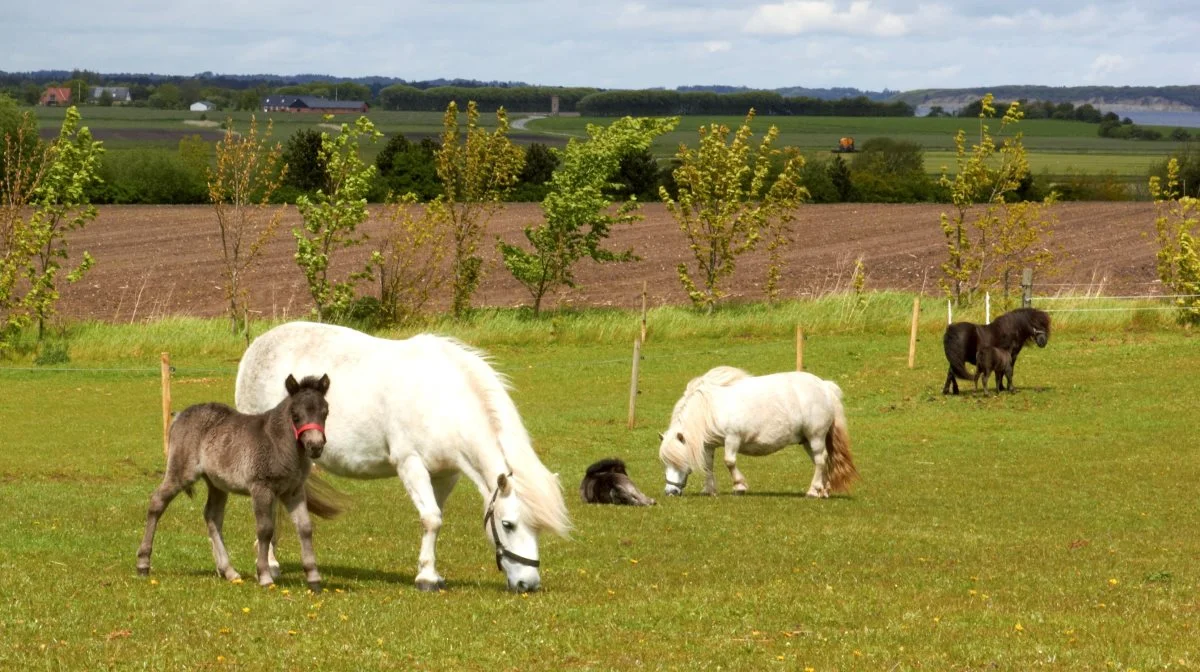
[732,485,747,495]
[307,582,323,594]
[269,565,281,581]
[415,578,446,592]
[137,566,150,577]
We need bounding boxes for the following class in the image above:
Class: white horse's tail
[822,380,860,493]
[441,338,572,537]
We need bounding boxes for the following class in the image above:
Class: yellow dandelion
[776,655,785,661]
[853,650,862,657]
[288,630,297,636]
[933,617,941,623]
[630,559,639,565]
[377,638,384,646]
[241,607,250,614]
[218,627,231,635]
[281,589,290,596]
[340,614,349,622]
[217,655,226,663]
[1015,623,1024,632]
[1108,578,1119,586]
[307,612,317,620]
[334,588,344,594]
[231,578,244,585]
[149,579,159,586]
[607,589,615,596]
[805,667,815,672]
[268,584,276,591]
[968,589,977,596]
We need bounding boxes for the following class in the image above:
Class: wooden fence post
[947,299,953,325]
[795,325,804,371]
[627,338,641,430]
[1021,268,1033,308]
[908,297,920,369]
[640,281,648,343]
[985,291,991,324]
[160,352,172,458]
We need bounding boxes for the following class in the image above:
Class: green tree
[375,133,440,201]
[498,116,678,315]
[281,129,326,194]
[436,101,524,318]
[1149,159,1200,325]
[1,107,101,349]
[361,194,451,326]
[208,117,287,334]
[293,116,381,322]
[660,110,808,311]
[509,142,560,202]
[850,137,933,202]
[827,154,855,202]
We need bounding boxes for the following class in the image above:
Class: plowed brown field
[58,202,1161,321]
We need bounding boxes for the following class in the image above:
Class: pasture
[28,106,1186,179]
[1,304,1197,670]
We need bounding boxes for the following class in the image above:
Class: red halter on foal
[292,422,326,443]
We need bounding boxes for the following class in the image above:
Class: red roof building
[39,87,72,106]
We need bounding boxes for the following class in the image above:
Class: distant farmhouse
[91,87,132,104]
[39,87,71,106]
[190,101,218,112]
[262,95,369,114]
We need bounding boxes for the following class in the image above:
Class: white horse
[658,366,859,498]
[235,322,571,592]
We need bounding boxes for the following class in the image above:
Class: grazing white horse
[658,366,859,498]
[235,322,571,592]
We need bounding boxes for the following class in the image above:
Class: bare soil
[57,202,1161,322]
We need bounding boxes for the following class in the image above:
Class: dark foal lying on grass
[580,458,656,506]
[136,374,338,592]
[974,342,1014,394]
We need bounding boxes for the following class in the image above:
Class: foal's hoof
[415,578,446,592]
[137,566,150,577]
[307,582,323,594]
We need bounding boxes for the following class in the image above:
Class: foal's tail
[822,382,860,494]
[304,472,347,519]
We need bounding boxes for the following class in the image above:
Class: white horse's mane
[661,366,751,472]
[428,335,572,536]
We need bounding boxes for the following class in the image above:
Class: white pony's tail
[442,338,572,537]
[822,380,859,493]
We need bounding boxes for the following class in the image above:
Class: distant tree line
[576,91,914,117]
[376,86,598,113]
[954,97,1194,143]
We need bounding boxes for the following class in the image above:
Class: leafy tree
[0,95,39,181]
[498,116,677,315]
[938,94,1059,307]
[282,129,326,194]
[435,101,524,318]
[827,155,855,202]
[607,146,661,202]
[1,107,101,349]
[509,142,560,202]
[1150,143,1200,198]
[293,116,381,322]
[208,117,287,334]
[361,193,450,325]
[375,133,440,201]
[850,137,933,202]
[660,110,808,311]
[1149,159,1200,325]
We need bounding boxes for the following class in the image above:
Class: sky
[2,1,1199,91]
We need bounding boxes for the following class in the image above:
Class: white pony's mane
[427,335,572,536]
[661,366,751,473]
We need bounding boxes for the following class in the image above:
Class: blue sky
[3,1,1198,91]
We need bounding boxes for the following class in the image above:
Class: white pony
[235,322,571,592]
[658,366,859,498]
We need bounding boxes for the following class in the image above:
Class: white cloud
[703,41,733,53]
[1086,54,1131,82]
[744,1,910,37]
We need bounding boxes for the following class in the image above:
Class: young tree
[293,116,381,322]
[1,107,101,350]
[498,116,678,315]
[1149,158,1200,325]
[436,101,524,318]
[361,194,450,325]
[208,116,287,334]
[660,110,807,311]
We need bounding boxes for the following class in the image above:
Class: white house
[190,101,218,112]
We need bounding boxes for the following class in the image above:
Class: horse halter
[665,478,687,490]
[292,421,325,445]
[483,476,540,573]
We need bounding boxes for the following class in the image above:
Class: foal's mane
[661,366,751,473]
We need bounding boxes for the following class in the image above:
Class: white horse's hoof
[415,576,446,592]
[732,485,748,495]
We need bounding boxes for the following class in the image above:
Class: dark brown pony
[942,307,1050,394]
[580,458,656,506]
[136,374,337,592]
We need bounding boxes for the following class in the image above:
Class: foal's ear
[317,373,331,394]
[285,374,300,396]
[497,472,513,496]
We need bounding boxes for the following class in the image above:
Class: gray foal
[136,374,334,592]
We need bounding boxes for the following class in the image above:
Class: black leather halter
[483,478,540,573]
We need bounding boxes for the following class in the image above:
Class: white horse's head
[484,473,542,592]
[658,430,692,496]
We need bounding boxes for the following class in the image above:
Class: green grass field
[29,106,1186,179]
[1,298,1197,670]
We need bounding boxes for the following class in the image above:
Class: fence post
[160,352,172,458]
[795,325,804,371]
[1021,268,1033,308]
[985,292,991,324]
[908,297,920,369]
[627,338,641,430]
[947,299,953,326]
[640,281,648,343]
